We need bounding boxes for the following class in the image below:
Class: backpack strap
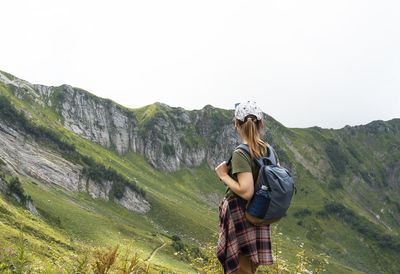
[229,144,277,167]
[265,145,277,166]
[236,144,264,167]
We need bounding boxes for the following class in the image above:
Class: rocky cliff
[0,117,150,214]
[1,71,285,172]
[44,85,242,172]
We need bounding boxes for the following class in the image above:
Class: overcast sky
[1,0,399,129]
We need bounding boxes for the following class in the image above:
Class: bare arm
[215,162,254,201]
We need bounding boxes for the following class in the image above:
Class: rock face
[56,85,138,156]
[86,179,113,200]
[114,186,151,214]
[50,85,243,172]
[0,120,150,214]
[26,200,40,217]
[1,72,286,173]
[0,120,84,193]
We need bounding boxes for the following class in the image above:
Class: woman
[215,101,275,274]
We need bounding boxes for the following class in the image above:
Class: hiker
[215,101,275,274]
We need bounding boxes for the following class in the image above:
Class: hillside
[0,70,400,273]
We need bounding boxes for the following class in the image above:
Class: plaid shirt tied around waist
[217,197,273,273]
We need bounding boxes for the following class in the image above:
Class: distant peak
[202,104,215,110]
[154,102,171,108]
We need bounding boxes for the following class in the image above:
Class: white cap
[234,101,263,122]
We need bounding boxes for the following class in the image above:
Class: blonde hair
[236,115,267,159]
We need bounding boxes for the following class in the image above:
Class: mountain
[0,69,399,273]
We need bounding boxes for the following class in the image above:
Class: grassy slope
[1,71,400,272]
[0,144,222,272]
[271,125,400,273]
[0,78,218,271]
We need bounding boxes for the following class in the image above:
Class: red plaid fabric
[217,197,273,273]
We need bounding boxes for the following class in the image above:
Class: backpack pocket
[246,188,271,218]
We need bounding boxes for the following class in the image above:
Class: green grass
[9,177,193,271]
[0,192,79,261]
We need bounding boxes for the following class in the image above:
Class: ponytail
[237,115,267,159]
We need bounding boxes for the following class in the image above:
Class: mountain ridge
[1,69,400,272]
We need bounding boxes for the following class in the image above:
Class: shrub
[297,220,303,226]
[163,144,175,156]
[0,157,6,166]
[171,235,186,253]
[7,177,31,205]
[171,235,181,242]
[172,241,185,252]
[92,245,119,274]
[112,181,125,200]
[395,202,400,213]
[328,178,343,190]
[325,139,348,175]
[293,208,312,218]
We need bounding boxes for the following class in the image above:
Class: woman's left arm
[215,162,254,201]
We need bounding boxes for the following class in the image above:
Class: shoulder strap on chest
[235,144,277,167]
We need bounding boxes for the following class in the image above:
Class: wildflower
[8,248,12,252]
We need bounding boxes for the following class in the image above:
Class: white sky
[1,0,399,129]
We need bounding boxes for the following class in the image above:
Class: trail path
[145,237,166,262]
